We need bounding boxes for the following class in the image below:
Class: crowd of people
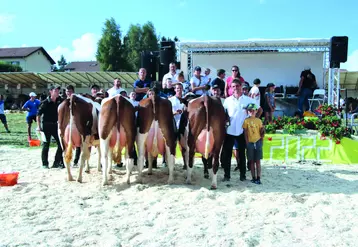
[0,63,325,185]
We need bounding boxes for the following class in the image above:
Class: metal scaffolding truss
[177,38,331,84]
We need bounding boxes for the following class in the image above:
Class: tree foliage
[0,61,23,72]
[123,21,159,71]
[96,17,124,71]
[96,18,176,72]
[57,55,67,72]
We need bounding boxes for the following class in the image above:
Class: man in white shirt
[190,66,209,96]
[249,78,261,107]
[107,78,126,97]
[222,79,263,182]
[169,83,185,130]
[162,62,179,84]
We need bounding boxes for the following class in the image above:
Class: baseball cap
[212,84,220,89]
[91,84,100,90]
[29,92,37,97]
[194,66,201,71]
[304,66,311,71]
[242,84,249,89]
[267,83,275,88]
[246,103,258,110]
[49,85,61,91]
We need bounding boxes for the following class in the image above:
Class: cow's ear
[179,98,188,106]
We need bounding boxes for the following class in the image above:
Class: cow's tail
[204,95,210,159]
[112,96,122,164]
[64,97,74,164]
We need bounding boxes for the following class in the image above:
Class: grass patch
[0,112,41,148]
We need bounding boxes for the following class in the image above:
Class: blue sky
[1,0,357,70]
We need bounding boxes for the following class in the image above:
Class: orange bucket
[0,172,19,186]
[29,139,41,147]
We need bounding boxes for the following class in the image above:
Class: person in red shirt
[225,65,245,98]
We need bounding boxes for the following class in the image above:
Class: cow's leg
[165,145,175,184]
[147,153,154,175]
[77,141,90,183]
[136,132,147,184]
[210,153,220,190]
[97,146,102,172]
[186,149,195,184]
[64,158,74,181]
[85,146,91,173]
[202,157,209,179]
[101,138,111,186]
[125,147,134,185]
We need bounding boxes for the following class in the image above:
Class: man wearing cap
[211,85,225,104]
[221,79,262,182]
[190,66,209,96]
[210,69,226,97]
[107,78,126,97]
[22,92,41,141]
[36,85,64,169]
[297,66,317,113]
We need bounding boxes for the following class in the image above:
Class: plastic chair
[308,89,326,111]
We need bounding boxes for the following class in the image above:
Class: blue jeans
[298,88,312,112]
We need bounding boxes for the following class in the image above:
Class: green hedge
[0,61,23,72]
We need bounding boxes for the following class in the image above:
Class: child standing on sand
[243,103,265,184]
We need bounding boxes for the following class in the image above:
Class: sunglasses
[232,69,238,72]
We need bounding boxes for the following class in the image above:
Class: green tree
[0,61,23,72]
[96,17,124,71]
[124,24,143,71]
[57,55,67,72]
[141,21,159,52]
[122,21,159,71]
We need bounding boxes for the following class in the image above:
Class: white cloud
[48,33,99,64]
[21,44,27,47]
[0,14,15,33]
[341,50,358,72]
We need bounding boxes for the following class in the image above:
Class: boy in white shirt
[249,78,261,107]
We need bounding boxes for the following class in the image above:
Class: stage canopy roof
[0,71,138,88]
[178,38,331,52]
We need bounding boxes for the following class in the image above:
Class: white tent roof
[178,38,330,50]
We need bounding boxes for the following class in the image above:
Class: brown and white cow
[58,94,102,182]
[98,95,136,186]
[135,95,177,184]
[179,94,226,189]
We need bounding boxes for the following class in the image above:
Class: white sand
[1,145,358,247]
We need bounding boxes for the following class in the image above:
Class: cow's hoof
[85,170,90,174]
[182,166,187,170]
[102,181,109,186]
[168,179,174,185]
[126,179,130,185]
[148,172,153,175]
[76,178,82,183]
[68,177,75,182]
[210,185,217,190]
[204,173,209,179]
[185,179,192,185]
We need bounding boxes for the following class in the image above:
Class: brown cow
[179,94,226,189]
[98,95,136,186]
[135,95,176,184]
[58,94,102,182]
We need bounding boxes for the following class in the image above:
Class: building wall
[180,52,325,88]
[24,50,53,72]
[0,50,53,72]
